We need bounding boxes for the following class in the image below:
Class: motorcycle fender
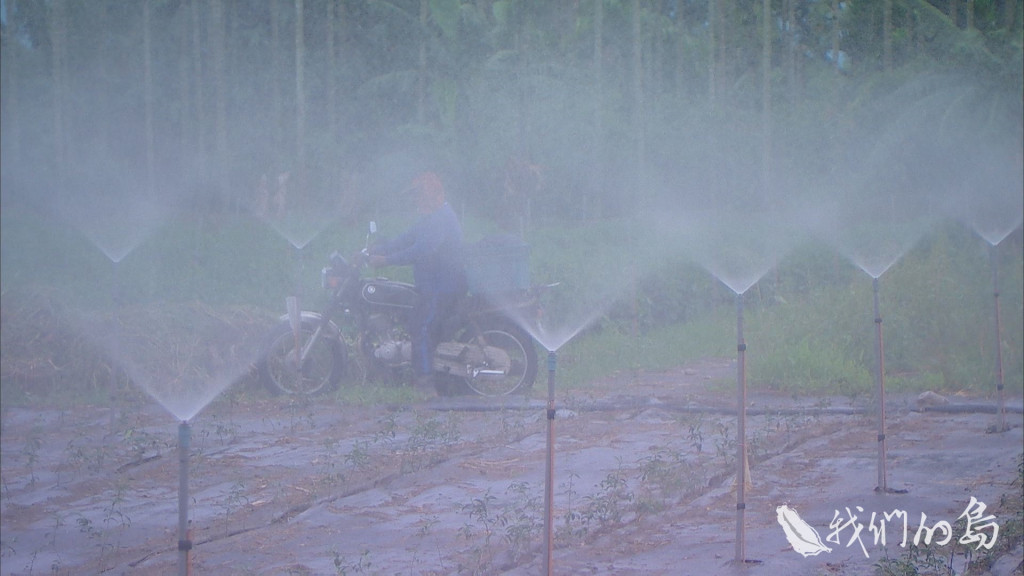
[275,311,343,339]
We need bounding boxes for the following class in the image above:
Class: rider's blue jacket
[373,202,466,295]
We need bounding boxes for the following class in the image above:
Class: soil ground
[2,358,1022,576]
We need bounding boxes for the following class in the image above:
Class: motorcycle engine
[367,313,412,366]
[374,339,412,364]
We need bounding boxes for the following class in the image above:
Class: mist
[2,2,1023,575]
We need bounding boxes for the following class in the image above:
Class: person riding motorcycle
[367,172,467,394]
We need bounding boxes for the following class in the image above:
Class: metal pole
[109,260,122,435]
[295,244,304,299]
[543,351,556,576]
[873,277,888,493]
[734,293,747,563]
[178,421,192,576]
[991,244,1007,432]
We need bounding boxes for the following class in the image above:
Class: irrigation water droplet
[838,220,932,279]
[971,213,1023,247]
[811,201,934,279]
[657,210,804,295]
[526,306,607,353]
[58,194,168,263]
[72,303,265,422]
[262,212,336,250]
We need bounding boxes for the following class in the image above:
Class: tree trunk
[418,0,429,125]
[631,0,645,201]
[48,0,68,179]
[514,5,529,158]
[761,0,772,203]
[2,0,21,167]
[211,0,229,210]
[785,0,798,101]
[591,0,605,220]
[675,0,687,96]
[191,0,207,179]
[831,0,841,72]
[327,0,338,145]
[949,0,959,28]
[708,0,718,105]
[295,0,307,167]
[143,0,156,197]
[719,0,734,102]
[178,0,192,177]
[271,0,284,164]
[884,0,893,72]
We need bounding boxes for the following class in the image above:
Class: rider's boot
[413,373,437,398]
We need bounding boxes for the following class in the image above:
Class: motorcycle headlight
[322,267,346,289]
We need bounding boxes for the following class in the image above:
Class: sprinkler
[734,293,748,563]
[865,275,908,495]
[178,420,192,576]
[872,277,889,493]
[295,244,305,300]
[830,215,927,494]
[968,212,1020,434]
[109,259,123,434]
[493,286,612,576]
[543,351,556,576]
[989,243,1007,432]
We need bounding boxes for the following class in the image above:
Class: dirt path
[2,359,1022,575]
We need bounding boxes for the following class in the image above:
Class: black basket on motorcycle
[463,235,530,294]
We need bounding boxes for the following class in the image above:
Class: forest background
[0,0,1022,399]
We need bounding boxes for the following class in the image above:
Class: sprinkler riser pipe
[990,244,1007,431]
[543,351,556,576]
[735,293,747,563]
[109,260,123,435]
[295,245,305,299]
[178,421,192,576]
[873,277,888,493]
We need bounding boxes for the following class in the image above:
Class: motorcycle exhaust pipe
[472,368,506,379]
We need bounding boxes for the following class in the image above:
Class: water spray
[543,350,556,576]
[262,210,338,305]
[827,213,928,493]
[492,284,613,576]
[674,211,799,565]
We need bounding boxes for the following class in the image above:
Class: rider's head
[409,172,446,214]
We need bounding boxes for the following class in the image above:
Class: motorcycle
[259,223,540,397]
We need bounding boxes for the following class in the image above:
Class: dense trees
[1,0,1020,222]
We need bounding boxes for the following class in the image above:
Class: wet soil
[2,358,1022,576]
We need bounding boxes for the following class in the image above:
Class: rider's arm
[378,213,447,267]
[369,226,417,264]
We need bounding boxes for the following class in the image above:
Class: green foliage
[752,333,874,396]
[1,204,1021,404]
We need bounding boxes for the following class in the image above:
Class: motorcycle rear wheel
[457,321,537,396]
[260,320,345,395]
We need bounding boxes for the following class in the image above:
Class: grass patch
[1,208,1021,407]
[551,307,736,390]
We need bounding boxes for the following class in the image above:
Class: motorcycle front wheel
[457,321,537,397]
[260,320,345,395]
